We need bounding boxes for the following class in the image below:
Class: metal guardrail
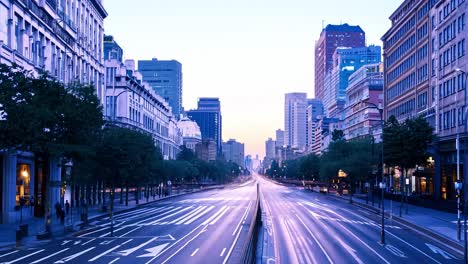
[240,183,262,264]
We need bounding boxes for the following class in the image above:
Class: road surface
[0,181,256,264]
[258,174,463,264]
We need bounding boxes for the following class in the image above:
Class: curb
[329,194,464,252]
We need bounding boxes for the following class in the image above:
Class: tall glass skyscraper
[138,58,183,118]
[187,98,223,154]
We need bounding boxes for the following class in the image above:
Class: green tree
[300,154,320,180]
[332,129,345,142]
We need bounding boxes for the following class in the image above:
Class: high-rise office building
[322,45,382,118]
[284,93,308,150]
[315,23,366,101]
[275,129,285,148]
[187,98,222,154]
[222,139,245,167]
[306,99,324,152]
[265,138,276,161]
[138,58,183,118]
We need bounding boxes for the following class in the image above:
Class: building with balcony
[0,0,107,224]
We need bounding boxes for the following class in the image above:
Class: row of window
[438,74,466,98]
[439,39,465,70]
[417,2,430,21]
[387,54,415,83]
[439,106,466,130]
[417,43,429,61]
[440,0,465,24]
[143,114,155,131]
[387,34,416,68]
[387,72,416,101]
[417,22,428,42]
[417,92,428,110]
[388,99,415,118]
[439,15,464,48]
[417,64,428,84]
[387,16,416,49]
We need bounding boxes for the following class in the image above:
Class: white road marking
[0,250,18,258]
[5,249,45,263]
[220,248,226,257]
[119,226,141,237]
[385,244,408,258]
[209,206,230,225]
[233,201,252,236]
[116,237,158,256]
[78,227,110,238]
[223,226,243,264]
[426,243,456,260]
[121,239,133,245]
[183,206,215,225]
[54,247,95,263]
[201,206,227,225]
[190,248,199,257]
[295,214,334,264]
[30,248,70,264]
[137,243,169,258]
[88,245,122,262]
[144,225,205,264]
[131,207,183,225]
[99,226,129,237]
[146,207,193,225]
[108,258,120,264]
[168,206,205,224]
[159,227,207,264]
[82,238,96,245]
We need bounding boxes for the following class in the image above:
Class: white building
[177,117,202,152]
[0,0,107,223]
[284,93,307,151]
[104,58,182,160]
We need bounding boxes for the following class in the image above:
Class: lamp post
[361,99,385,244]
[456,68,468,263]
[110,90,127,121]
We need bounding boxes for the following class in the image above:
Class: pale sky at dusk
[103,0,402,158]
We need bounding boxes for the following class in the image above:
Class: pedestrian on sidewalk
[65,200,70,215]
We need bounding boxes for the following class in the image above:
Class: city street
[258,174,464,264]
[0,182,256,264]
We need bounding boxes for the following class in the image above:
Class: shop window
[16,164,31,206]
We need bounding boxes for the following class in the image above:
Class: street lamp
[361,98,385,244]
[109,90,127,121]
[456,68,468,263]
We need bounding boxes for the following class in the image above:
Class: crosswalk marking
[183,206,215,225]
[78,227,110,238]
[210,206,230,225]
[30,248,70,264]
[0,250,18,258]
[88,245,122,262]
[54,247,96,263]
[167,206,205,225]
[131,207,183,225]
[144,207,193,225]
[5,249,45,264]
[115,207,173,221]
[201,206,228,225]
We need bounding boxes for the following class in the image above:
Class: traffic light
[456,193,461,200]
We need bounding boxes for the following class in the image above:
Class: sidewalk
[0,185,221,249]
[330,192,463,250]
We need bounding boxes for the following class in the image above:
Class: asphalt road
[0,181,257,264]
[258,174,463,264]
